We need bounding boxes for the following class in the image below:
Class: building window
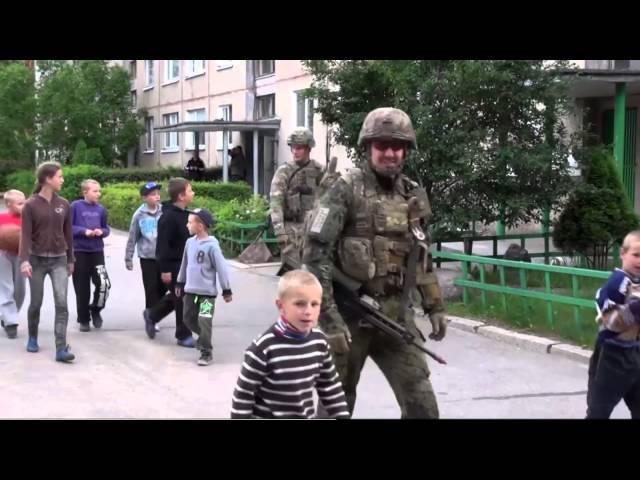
[255,94,275,119]
[217,60,233,70]
[255,60,275,77]
[585,60,632,70]
[614,60,630,70]
[186,109,206,150]
[129,60,137,80]
[131,90,137,109]
[145,117,154,152]
[216,105,232,150]
[186,60,206,77]
[163,60,180,83]
[162,113,179,150]
[295,90,314,133]
[144,60,154,88]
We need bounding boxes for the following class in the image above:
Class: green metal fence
[433,232,561,268]
[215,220,278,255]
[432,250,609,342]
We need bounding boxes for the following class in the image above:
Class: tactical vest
[337,167,432,296]
[284,160,323,224]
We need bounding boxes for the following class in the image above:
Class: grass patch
[450,264,605,347]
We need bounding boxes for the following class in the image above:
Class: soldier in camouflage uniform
[301,108,447,418]
[269,128,324,263]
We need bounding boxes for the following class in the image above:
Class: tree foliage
[303,60,577,235]
[0,61,36,164]
[553,146,639,269]
[36,60,144,166]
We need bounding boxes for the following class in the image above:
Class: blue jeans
[27,255,69,350]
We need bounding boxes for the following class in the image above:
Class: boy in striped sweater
[231,270,349,419]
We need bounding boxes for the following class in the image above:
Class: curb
[226,260,280,270]
[447,315,592,365]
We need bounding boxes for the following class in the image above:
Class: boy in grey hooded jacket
[125,182,166,316]
[176,208,232,366]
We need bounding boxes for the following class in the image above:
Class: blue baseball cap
[189,208,215,228]
[140,182,162,196]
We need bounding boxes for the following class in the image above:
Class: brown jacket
[19,193,74,264]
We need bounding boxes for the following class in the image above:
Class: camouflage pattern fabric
[302,161,445,419]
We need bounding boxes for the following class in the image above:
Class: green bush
[72,140,104,166]
[100,182,262,232]
[5,163,225,200]
[214,196,270,225]
[213,196,271,257]
[0,159,33,191]
[3,168,35,196]
[190,181,252,202]
[553,146,639,269]
[101,184,144,230]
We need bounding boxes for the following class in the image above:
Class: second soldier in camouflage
[269,128,324,264]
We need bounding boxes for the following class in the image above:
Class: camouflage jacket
[269,159,324,236]
[301,163,444,334]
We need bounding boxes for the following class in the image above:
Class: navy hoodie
[71,200,111,253]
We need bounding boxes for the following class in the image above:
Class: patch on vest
[310,207,330,234]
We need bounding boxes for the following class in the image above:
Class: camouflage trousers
[330,294,440,419]
[280,222,305,264]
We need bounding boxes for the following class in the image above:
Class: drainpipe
[614,82,627,185]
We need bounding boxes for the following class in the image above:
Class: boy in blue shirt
[70,179,111,332]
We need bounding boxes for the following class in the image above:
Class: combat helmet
[357,107,417,150]
[287,127,316,148]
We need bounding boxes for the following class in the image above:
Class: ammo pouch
[338,237,376,282]
[373,201,409,234]
[285,193,301,221]
[372,235,410,277]
[413,247,443,311]
[299,193,315,216]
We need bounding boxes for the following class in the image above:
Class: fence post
[461,260,469,305]
[544,271,554,329]
[498,265,507,315]
[519,269,528,324]
[492,237,498,273]
[462,232,473,255]
[571,275,581,333]
[479,264,487,309]
[544,233,550,265]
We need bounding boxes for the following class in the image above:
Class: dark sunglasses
[371,140,406,152]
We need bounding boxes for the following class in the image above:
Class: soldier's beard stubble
[368,155,406,180]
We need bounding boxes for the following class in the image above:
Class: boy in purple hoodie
[71,179,111,332]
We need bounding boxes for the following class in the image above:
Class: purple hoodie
[71,200,111,253]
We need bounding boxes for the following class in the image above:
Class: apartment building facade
[564,60,640,211]
[125,60,349,194]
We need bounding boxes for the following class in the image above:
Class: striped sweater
[231,320,350,419]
